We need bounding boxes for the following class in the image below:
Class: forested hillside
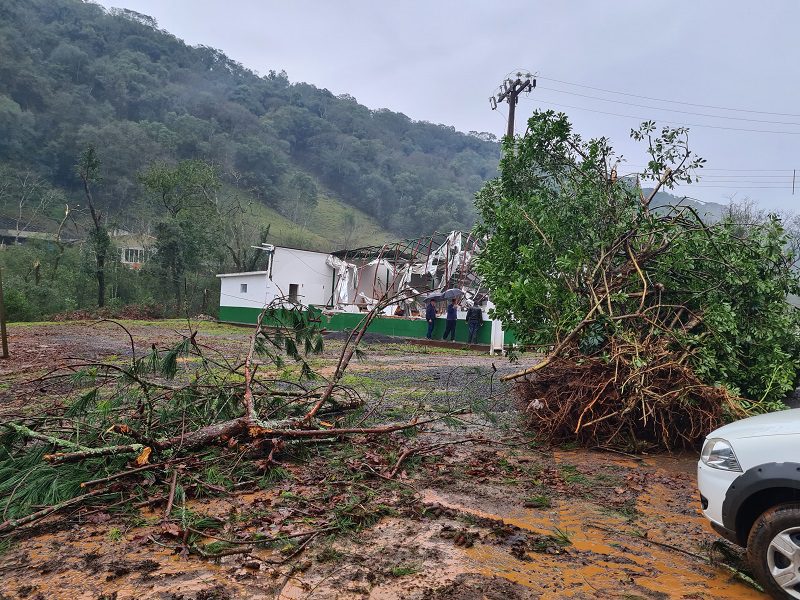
[0,0,500,239]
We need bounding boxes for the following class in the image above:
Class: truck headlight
[700,438,742,472]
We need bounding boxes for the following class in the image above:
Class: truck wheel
[747,503,800,599]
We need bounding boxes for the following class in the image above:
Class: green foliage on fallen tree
[475,111,800,439]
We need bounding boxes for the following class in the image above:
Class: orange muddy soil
[0,320,764,599]
[0,449,763,599]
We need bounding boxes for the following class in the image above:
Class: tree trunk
[96,253,106,308]
[174,268,182,314]
[80,164,106,310]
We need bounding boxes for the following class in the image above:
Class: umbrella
[441,288,464,300]
[423,291,443,302]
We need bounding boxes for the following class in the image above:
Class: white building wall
[217,247,334,309]
[269,247,333,306]
[218,271,270,308]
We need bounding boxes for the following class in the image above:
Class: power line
[669,175,791,180]
[675,185,794,189]
[538,86,800,127]
[624,165,795,173]
[680,175,794,179]
[533,98,800,135]
[670,182,793,189]
[625,173,794,185]
[524,78,800,194]
[685,180,792,184]
[537,75,800,118]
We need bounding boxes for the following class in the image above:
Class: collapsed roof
[327,230,486,309]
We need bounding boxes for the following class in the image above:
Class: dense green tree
[475,111,800,420]
[139,160,223,309]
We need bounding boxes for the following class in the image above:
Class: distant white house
[111,229,155,270]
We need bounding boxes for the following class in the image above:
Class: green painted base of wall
[218,305,516,345]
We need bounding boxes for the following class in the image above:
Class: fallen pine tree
[0,295,462,548]
[475,112,800,450]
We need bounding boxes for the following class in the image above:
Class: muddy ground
[0,320,765,599]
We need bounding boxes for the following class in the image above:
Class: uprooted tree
[475,110,800,450]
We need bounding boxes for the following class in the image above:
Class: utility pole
[0,267,8,359]
[490,72,536,139]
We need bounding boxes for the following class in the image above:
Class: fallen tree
[0,296,438,545]
[475,112,800,449]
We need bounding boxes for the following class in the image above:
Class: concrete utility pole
[490,73,536,139]
[0,267,8,359]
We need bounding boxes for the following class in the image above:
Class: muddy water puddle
[415,474,763,599]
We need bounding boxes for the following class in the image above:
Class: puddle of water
[422,488,555,534]
[423,482,764,599]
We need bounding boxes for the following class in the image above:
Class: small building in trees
[111,230,154,270]
[0,216,79,247]
[216,232,514,350]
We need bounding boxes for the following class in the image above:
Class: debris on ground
[0,317,766,598]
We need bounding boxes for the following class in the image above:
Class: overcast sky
[94,0,800,213]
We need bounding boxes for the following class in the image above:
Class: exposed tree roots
[516,338,744,451]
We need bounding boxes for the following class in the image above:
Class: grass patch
[258,466,292,488]
[559,464,591,485]
[0,538,13,555]
[615,498,639,520]
[592,471,623,486]
[340,374,385,396]
[230,190,391,252]
[551,526,573,545]
[5,320,67,327]
[529,530,573,553]
[316,545,344,563]
[201,540,236,555]
[458,513,479,526]
[389,564,419,577]
[523,495,552,509]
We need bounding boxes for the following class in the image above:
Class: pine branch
[0,488,108,534]
[2,423,89,452]
[44,443,145,464]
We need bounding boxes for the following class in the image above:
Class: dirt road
[0,320,763,599]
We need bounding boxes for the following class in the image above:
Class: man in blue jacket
[442,298,458,341]
[425,299,437,339]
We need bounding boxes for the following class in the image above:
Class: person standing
[442,298,458,342]
[425,298,437,339]
[466,304,484,344]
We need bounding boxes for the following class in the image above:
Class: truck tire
[747,503,800,599]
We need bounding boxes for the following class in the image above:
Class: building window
[289,283,299,302]
[240,283,248,294]
[122,248,144,263]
